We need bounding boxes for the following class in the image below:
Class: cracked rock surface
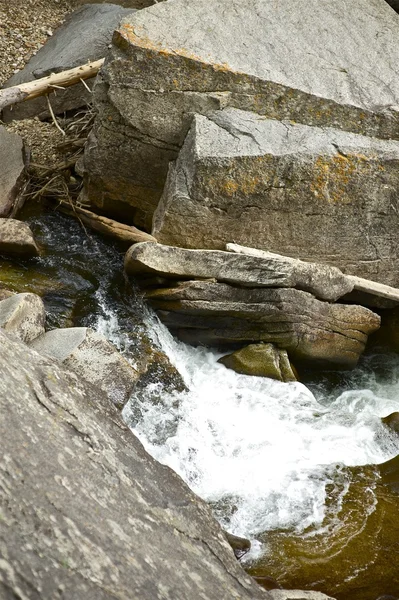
[81,0,399,228]
[0,329,270,600]
[153,109,399,285]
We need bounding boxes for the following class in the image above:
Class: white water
[97,306,399,547]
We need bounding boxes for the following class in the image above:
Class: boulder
[1,4,133,122]
[218,344,297,382]
[0,292,45,343]
[224,531,251,559]
[268,593,335,600]
[144,280,380,369]
[0,329,270,600]
[81,0,399,227]
[0,287,15,301]
[30,327,139,409]
[125,242,353,302]
[153,110,399,285]
[0,126,28,217]
[0,218,39,257]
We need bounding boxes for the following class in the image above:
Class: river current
[4,206,399,599]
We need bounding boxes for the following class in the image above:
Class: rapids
[4,206,399,599]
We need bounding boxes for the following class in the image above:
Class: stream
[4,204,399,600]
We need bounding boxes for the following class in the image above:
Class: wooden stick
[0,58,104,112]
[57,201,157,246]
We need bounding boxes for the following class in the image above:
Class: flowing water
[5,206,399,599]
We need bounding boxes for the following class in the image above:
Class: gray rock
[0,218,39,257]
[153,109,399,285]
[218,344,297,382]
[146,282,380,368]
[0,126,28,217]
[31,327,139,409]
[1,4,133,122]
[0,329,269,600]
[81,0,399,226]
[0,292,45,343]
[125,242,353,302]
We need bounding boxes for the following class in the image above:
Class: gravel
[0,0,81,171]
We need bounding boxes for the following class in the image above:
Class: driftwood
[59,201,157,245]
[226,243,399,305]
[0,59,104,112]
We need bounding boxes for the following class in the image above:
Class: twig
[46,95,66,136]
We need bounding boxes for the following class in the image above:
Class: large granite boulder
[153,109,399,285]
[145,282,380,369]
[30,327,139,409]
[0,292,45,343]
[1,4,133,122]
[81,0,399,228]
[125,242,353,302]
[0,218,39,257]
[0,126,28,217]
[0,328,274,600]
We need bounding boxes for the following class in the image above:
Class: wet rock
[30,327,139,409]
[0,126,28,217]
[0,292,45,343]
[125,242,353,302]
[1,4,133,122]
[0,218,39,257]
[153,109,399,285]
[224,531,251,559]
[81,0,399,226]
[0,329,269,600]
[219,344,297,382]
[381,412,399,434]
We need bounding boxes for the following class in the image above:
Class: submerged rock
[249,458,399,600]
[0,292,45,343]
[0,218,39,257]
[82,0,399,227]
[0,329,269,600]
[1,4,133,122]
[31,326,139,409]
[125,242,353,302]
[218,344,297,382]
[0,126,28,217]
[153,109,399,285]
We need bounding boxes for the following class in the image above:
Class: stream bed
[4,205,399,600]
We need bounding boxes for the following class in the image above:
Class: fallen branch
[57,201,157,245]
[0,58,104,112]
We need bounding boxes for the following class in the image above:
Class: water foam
[116,313,399,541]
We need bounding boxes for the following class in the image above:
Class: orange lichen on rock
[310,153,374,204]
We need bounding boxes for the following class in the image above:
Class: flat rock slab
[82,0,399,225]
[125,242,353,302]
[0,126,28,217]
[2,4,133,122]
[153,109,399,285]
[0,218,39,257]
[31,327,139,409]
[0,329,270,600]
[0,292,45,343]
